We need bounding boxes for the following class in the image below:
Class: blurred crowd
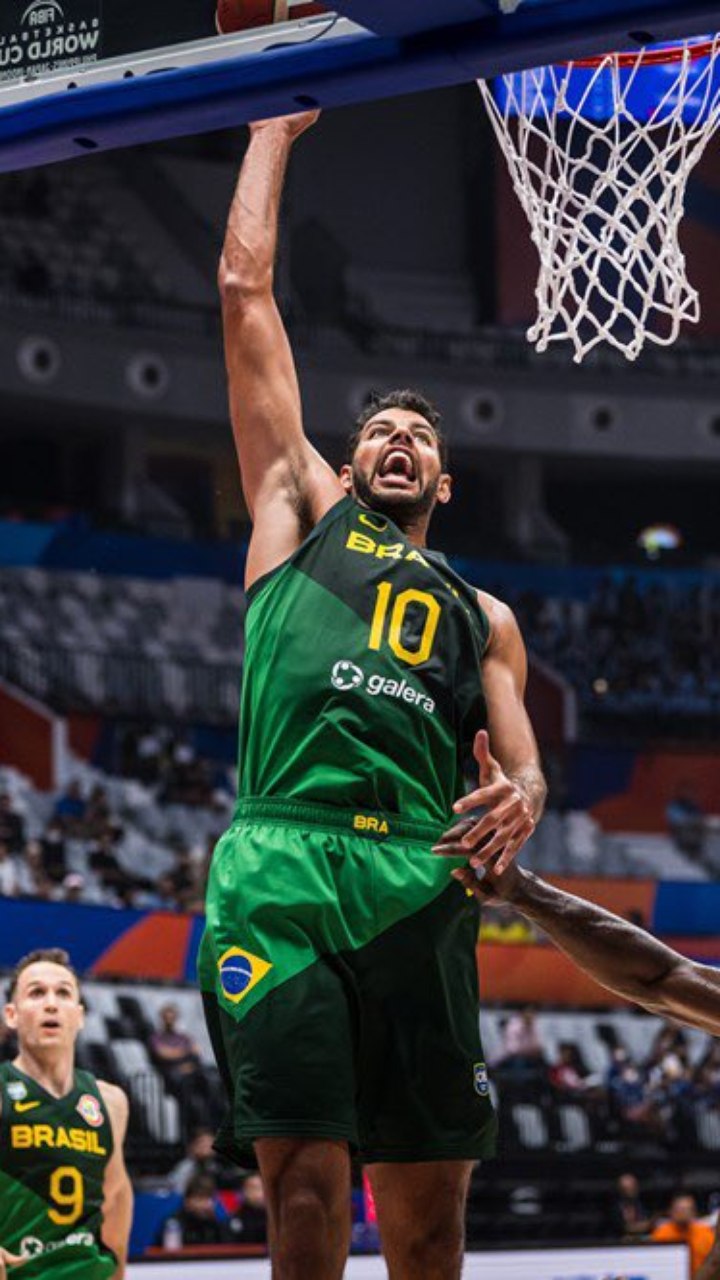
[510,575,720,717]
[495,1010,720,1149]
[0,773,221,912]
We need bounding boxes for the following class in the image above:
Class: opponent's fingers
[469,821,534,870]
[432,820,475,857]
[494,831,533,875]
[450,867,495,899]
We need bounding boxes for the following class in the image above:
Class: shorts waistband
[233,797,446,844]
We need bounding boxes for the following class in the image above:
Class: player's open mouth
[41,1020,61,1030]
[377,448,417,483]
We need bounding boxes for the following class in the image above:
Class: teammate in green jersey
[0,949,132,1278]
[200,110,547,1280]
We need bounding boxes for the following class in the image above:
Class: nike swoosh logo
[14,1101,41,1112]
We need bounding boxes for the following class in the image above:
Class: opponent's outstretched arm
[219,112,342,588]
[442,855,720,1036]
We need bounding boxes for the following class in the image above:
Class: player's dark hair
[346,389,448,467]
[6,948,82,1001]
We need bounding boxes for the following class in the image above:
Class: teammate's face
[4,962,84,1055]
[340,408,451,522]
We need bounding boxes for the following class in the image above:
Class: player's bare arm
[219,111,343,590]
[98,1081,133,1280]
[451,860,720,1036]
[435,595,546,873]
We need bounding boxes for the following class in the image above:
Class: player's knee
[396,1213,465,1268]
[276,1184,347,1242]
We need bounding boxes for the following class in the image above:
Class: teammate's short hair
[346,389,448,467]
[6,948,82,1001]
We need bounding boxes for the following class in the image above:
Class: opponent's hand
[433,822,524,901]
[249,109,320,139]
[0,1248,27,1276]
[437,729,535,875]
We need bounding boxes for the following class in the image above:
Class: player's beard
[351,464,439,525]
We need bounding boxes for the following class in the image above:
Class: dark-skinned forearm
[509,870,720,1033]
[219,123,293,295]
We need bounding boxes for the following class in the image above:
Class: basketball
[216,0,286,32]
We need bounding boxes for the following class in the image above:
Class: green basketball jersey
[239,496,489,824]
[0,1062,116,1277]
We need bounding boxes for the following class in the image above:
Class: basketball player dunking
[0,950,132,1278]
[198,111,546,1280]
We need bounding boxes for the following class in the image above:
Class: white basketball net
[478,37,720,362]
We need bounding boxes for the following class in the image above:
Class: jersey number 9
[48,1166,84,1226]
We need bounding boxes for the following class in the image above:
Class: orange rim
[569,37,716,70]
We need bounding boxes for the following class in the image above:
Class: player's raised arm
[438,595,546,873]
[98,1082,133,1279]
[219,111,343,589]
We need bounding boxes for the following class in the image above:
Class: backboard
[3,0,720,171]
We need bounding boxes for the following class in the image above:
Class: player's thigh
[365,1158,473,1236]
[355,878,496,1162]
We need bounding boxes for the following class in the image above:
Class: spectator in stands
[58,872,86,904]
[84,785,113,839]
[165,844,201,912]
[667,785,706,862]
[652,1195,716,1277]
[157,1174,235,1248]
[608,1060,662,1136]
[235,1173,268,1245]
[135,727,164,785]
[40,821,67,884]
[149,1003,210,1126]
[549,1041,603,1101]
[611,1172,655,1239]
[496,1007,546,1078]
[167,1127,240,1194]
[53,779,87,834]
[0,793,25,854]
[695,1044,720,1107]
[0,840,18,896]
[15,840,52,899]
[87,829,137,903]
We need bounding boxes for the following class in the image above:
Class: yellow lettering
[379,820,389,834]
[346,531,376,555]
[55,1128,72,1149]
[35,1125,54,1148]
[11,1125,32,1148]
[405,549,429,565]
[376,542,404,560]
[353,815,367,830]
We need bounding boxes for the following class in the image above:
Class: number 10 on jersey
[369,582,440,667]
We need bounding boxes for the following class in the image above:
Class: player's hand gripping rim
[432,729,535,875]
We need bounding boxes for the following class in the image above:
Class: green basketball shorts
[198,798,497,1166]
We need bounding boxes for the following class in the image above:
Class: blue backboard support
[4,0,720,172]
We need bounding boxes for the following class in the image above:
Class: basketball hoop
[478,35,720,362]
